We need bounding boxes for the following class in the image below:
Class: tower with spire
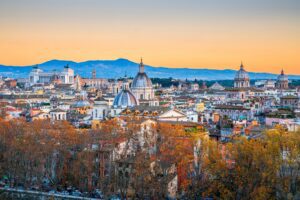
[112,79,120,95]
[276,69,289,89]
[122,73,130,90]
[75,75,82,92]
[92,69,96,79]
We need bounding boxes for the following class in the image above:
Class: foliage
[0,119,299,199]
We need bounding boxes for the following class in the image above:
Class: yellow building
[196,102,205,112]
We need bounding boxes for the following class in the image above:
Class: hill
[0,58,299,80]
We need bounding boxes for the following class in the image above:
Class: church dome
[132,73,152,88]
[235,63,249,80]
[278,69,288,81]
[131,58,153,88]
[113,90,138,108]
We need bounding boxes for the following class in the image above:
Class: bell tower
[92,69,96,79]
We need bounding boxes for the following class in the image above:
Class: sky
[0,0,299,74]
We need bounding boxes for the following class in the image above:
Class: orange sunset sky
[0,0,299,74]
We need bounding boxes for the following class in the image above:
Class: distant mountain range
[0,58,299,80]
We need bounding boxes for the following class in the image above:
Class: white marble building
[29,65,74,85]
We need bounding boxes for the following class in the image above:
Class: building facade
[131,59,155,101]
[276,69,289,90]
[29,65,74,85]
[234,63,250,88]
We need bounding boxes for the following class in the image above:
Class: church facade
[131,59,158,106]
[234,63,250,88]
[276,69,289,90]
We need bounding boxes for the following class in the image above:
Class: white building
[186,110,199,122]
[209,82,225,90]
[92,96,109,120]
[255,80,276,88]
[50,108,67,121]
[214,105,253,121]
[158,109,189,122]
[29,65,74,85]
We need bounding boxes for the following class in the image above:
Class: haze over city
[0,0,299,73]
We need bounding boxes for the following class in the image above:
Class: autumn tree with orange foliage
[156,122,206,195]
[0,117,299,199]
[187,127,300,200]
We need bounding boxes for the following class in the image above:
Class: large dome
[132,72,152,88]
[113,90,138,108]
[278,69,288,81]
[131,58,153,88]
[235,63,249,80]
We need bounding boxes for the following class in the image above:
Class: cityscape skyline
[1,1,300,199]
[0,0,299,74]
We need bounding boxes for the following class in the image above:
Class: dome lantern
[139,57,144,73]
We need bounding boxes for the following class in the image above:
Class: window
[125,172,129,178]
